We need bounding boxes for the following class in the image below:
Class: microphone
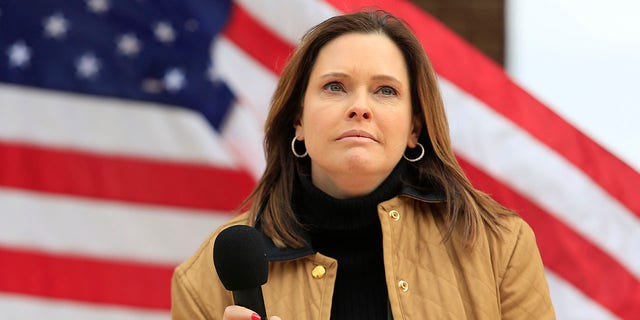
[213,225,268,319]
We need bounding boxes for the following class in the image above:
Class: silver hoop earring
[291,136,308,158]
[403,142,425,162]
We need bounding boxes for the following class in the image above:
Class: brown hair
[243,10,512,248]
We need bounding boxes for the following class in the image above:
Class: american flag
[0,0,638,319]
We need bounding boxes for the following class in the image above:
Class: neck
[294,161,405,231]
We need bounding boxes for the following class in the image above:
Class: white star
[86,0,110,14]
[6,41,32,68]
[163,68,186,93]
[116,33,141,56]
[43,13,70,39]
[76,53,101,79]
[154,21,176,44]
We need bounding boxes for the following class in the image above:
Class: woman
[172,10,555,320]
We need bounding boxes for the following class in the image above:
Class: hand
[222,305,282,320]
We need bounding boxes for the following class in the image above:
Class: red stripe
[0,141,255,211]
[0,245,172,310]
[222,4,293,75]
[458,157,640,319]
[324,0,640,219]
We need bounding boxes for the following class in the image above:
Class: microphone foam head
[213,225,268,291]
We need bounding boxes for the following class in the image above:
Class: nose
[346,90,371,120]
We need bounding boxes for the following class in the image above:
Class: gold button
[398,280,409,292]
[389,210,400,221]
[311,265,326,279]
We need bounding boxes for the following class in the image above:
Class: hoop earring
[291,136,308,158]
[403,142,425,162]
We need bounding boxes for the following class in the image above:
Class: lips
[337,129,377,142]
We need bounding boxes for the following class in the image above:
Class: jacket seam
[498,219,522,286]
[310,254,336,320]
[387,202,405,319]
[319,258,329,320]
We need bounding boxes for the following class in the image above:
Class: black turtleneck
[293,163,405,320]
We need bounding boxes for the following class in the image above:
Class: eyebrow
[319,72,403,85]
[319,72,350,80]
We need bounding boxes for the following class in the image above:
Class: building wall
[411,0,504,65]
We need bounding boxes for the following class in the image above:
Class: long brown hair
[243,10,512,248]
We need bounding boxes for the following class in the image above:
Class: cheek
[381,112,413,140]
[302,107,331,134]
[297,113,319,144]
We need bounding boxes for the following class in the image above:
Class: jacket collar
[258,185,445,262]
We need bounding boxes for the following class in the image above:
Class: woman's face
[295,32,419,198]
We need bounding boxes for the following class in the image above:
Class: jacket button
[398,280,409,292]
[311,265,326,279]
[389,210,400,221]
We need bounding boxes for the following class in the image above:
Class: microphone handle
[232,287,267,319]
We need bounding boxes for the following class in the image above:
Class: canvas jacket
[171,186,555,319]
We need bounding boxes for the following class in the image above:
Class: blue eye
[326,82,343,92]
[378,86,397,96]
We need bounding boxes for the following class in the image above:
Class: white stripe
[213,38,276,179]
[0,188,229,265]
[546,270,619,320]
[236,0,340,44]
[220,102,267,180]
[0,84,235,167]
[440,78,640,278]
[212,37,277,126]
[0,294,169,320]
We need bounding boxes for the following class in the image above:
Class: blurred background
[416,0,639,172]
[0,0,638,319]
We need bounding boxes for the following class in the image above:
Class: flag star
[76,53,101,79]
[86,0,110,14]
[43,13,70,39]
[163,68,186,93]
[6,41,32,68]
[154,21,176,44]
[116,33,141,56]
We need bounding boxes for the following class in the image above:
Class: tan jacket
[172,189,555,319]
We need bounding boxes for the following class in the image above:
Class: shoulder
[482,213,542,281]
[491,213,533,243]
[494,213,536,253]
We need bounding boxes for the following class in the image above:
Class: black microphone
[213,225,268,319]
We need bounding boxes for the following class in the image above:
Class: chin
[340,155,388,174]
[341,153,372,167]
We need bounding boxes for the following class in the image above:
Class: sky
[506,0,640,172]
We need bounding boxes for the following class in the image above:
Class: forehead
[311,32,408,80]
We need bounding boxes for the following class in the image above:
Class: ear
[294,117,304,140]
[407,117,422,148]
